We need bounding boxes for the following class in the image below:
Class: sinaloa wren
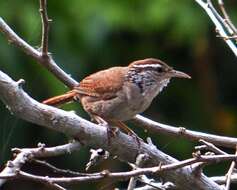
[43,58,190,137]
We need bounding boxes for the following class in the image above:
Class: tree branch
[225,146,237,190]
[137,176,174,190]
[0,141,81,186]
[0,17,78,88]
[0,70,223,190]
[132,115,237,148]
[31,159,90,176]
[39,0,51,56]
[1,152,237,188]
[195,0,237,57]
[0,1,236,189]
[217,0,237,34]
[211,174,237,184]
[195,139,228,155]
[1,11,237,150]
[127,154,148,190]
[1,154,237,185]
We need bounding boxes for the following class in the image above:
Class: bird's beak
[170,70,191,79]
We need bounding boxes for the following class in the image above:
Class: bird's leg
[92,115,117,144]
[110,120,143,146]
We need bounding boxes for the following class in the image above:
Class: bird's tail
[42,90,78,106]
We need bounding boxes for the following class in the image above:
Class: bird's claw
[106,126,118,145]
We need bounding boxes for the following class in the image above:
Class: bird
[43,58,191,140]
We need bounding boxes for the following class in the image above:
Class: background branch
[0,17,78,88]
[218,0,237,34]
[195,0,237,56]
[39,0,51,56]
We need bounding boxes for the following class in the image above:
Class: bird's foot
[128,131,143,148]
[106,125,119,145]
[111,120,143,148]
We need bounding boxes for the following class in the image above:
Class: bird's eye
[157,67,163,73]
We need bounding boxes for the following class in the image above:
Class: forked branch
[195,0,237,56]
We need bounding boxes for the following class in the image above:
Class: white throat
[141,78,170,100]
[159,79,170,93]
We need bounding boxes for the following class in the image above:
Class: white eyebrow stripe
[133,64,162,68]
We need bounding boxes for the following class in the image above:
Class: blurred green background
[0,0,237,189]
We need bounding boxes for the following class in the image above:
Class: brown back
[75,66,128,100]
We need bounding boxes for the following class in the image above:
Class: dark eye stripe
[133,66,164,73]
[157,67,163,72]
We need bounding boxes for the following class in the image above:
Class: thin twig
[0,17,78,88]
[207,0,233,35]
[217,35,237,40]
[196,139,227,155]
[133,115,237,149]
[32,159,91,176]
[13,152,237,182]
[45,182,67,190]
[1,154,237,185]
[217,0,237,34]
[195,0,237,56]
[138,175,175,190]
[0,141,81,186]
[39,0,51,56]
[225,146,237,190]
[225,161,236,190]
[211,174,237,184]
[127,154,148,190]
[54,184,67,190]
[0,172,66,190]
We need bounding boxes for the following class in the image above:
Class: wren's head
[126,58,191,95]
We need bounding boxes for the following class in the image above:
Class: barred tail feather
[42,91,77,106]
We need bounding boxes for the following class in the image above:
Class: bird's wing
[75,67,127,100]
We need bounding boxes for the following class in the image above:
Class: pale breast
[80,77,170,122]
